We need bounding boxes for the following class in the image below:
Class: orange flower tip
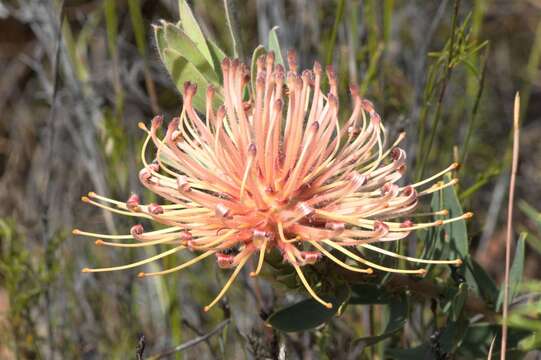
[418,268,428,277]
[273,98,284,111]
[326,64,335,79]
[87,191,97,198]
[313,60,322,75]
[267,50,275,63]
[249,271,258,277]
[451,162,460,170]
[94,239,104,246]
[256,75,265,89]
[323,302,333,309]
[203,306,211,312]
[137,272,146,278]
[221,57,230,69]
[327,94,338,108]
[137,122,147,130]
[454,258,463,266]
[435,220,444,226]
[81,268,90,273]
[72,229,81,235]
[440,209,449,216]
[148,203,164,215]
[256,54,265,68]
[371,113,381,125]
[151,115,163,128]
[463,212,474,220]
[81,196,90,203]
[366,268,374,274]
[248,143,257,156]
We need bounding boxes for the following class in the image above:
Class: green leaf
[103,0,119,58]
[349,283,394,304]
[451,282,468,321]
[127,0,147,57]
[519,201,541,232]
[206,38,227,82]
[164,23,218,82]
[496,233,527,311]
[421,192,447,275]
[162,48,222,112]
[464,256,498,306]
[387,344,431,359]
[275,272,299,289]
[354,292,410,346]
[458,322,530,359]
[250,45,266,94]
[267,285,350,332]
[387,320,468,359]
[442,174,469,258]
[153,23,167,62]
[178,0,214,68]
[268,26,284,66]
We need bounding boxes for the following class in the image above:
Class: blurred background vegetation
[0,0,540,358]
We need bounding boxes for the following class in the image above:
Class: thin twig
[148,319,231,359]
[500,93,521,359]
[181,318,219,358]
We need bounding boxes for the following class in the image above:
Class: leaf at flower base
[162,48,222,112]
[267,285,350,332]
[250,45,266,94]
[450,282,467,322]
[206,38,227,82]
[177,0,214,68]
[496,233,526,311]
[442,174,469,258]
[421,191,447,275]
[276,272,299,289]
[268,26,284,66]
[153,23,167,62]
[354,291,410,346]
[163,23,218,82]
[349,283,394,304]
[464,255,498,306]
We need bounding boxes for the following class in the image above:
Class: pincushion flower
[74,50,470,311]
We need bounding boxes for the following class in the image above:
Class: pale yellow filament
[81,246,184,273]
[204,253,250,312]
[286,250,333,309]
[138,250,215,277]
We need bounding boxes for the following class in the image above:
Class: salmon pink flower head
[74,50,470,311]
